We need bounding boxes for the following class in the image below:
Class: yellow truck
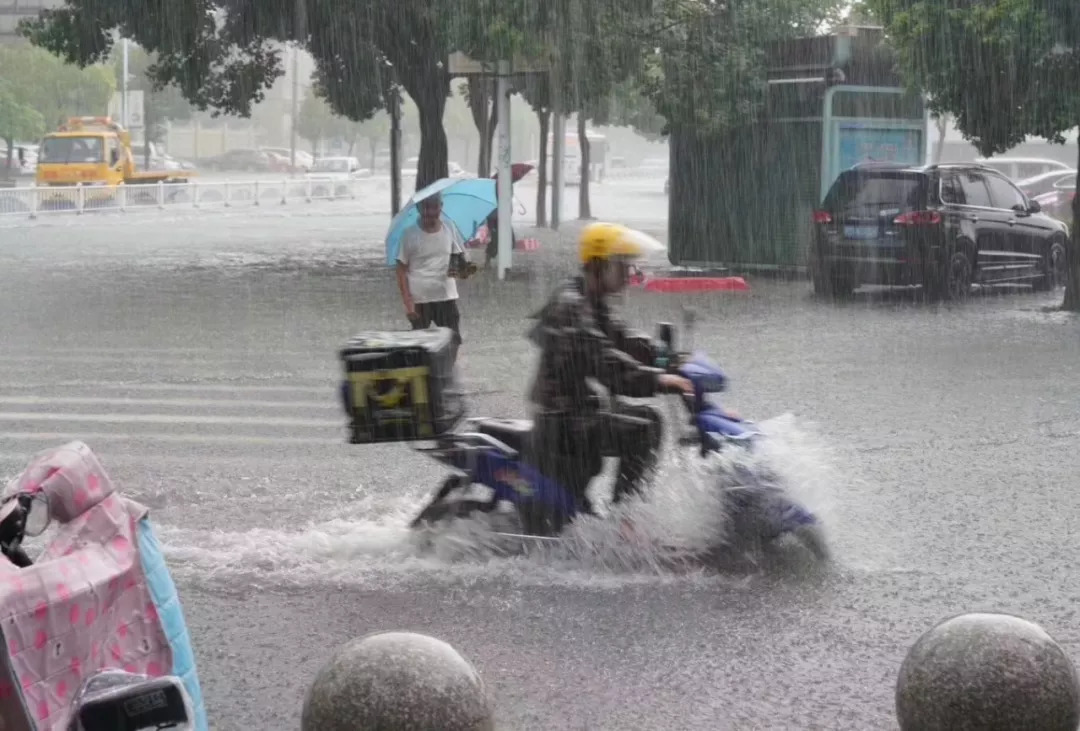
[35,116,192,206]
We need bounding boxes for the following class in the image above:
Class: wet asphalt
[2,178,1080,729]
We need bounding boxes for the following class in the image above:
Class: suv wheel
[1033,239,1067,292]
[941,250,973,301]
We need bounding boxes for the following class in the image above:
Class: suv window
[940,174,965,205]
[823,171,925,213]
[958,172,993,207]
[984,174,1028,210]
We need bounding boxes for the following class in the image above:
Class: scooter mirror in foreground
[72,671,193,731]
[24,493,50,537]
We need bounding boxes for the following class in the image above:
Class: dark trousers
[485,227,517,266]
[523,401,663,534]
[410,299,462,360]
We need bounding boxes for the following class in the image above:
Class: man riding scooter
[523,222,694,534]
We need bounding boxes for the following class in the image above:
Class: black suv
[810,163,1069,300]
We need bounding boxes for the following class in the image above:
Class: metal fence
[0,177,384,219]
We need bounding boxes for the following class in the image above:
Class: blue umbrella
[385,177,499,266]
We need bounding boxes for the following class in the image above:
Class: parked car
[1015,169,1077,199]
[2,143,38,177]
[811,162,1069,300]
[1033,175,1076,227]
[305,156,370,179]
[261,147,313,172]
[130,144,195,172]
[974,156,1072,182]
[263,151,298,174]
[200,148,274,172]
[304,156,370,197]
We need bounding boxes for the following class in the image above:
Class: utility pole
[121,38,130,127]
[495,60,513,279]
[390,86,402,216]
[290,46,299,172]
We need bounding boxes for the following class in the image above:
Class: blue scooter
[408,314,828,564]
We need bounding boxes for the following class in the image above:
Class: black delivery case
[339,327,464,443]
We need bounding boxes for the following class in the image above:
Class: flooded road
[2,180,1080,728]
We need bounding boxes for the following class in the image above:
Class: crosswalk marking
[0,396,334,410]
[0,412,342,428]
[2,382,333,394]
[0,346,483,451]
[0,432,342,446]
[0,353,309,365]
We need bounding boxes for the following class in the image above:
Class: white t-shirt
[397,222,465,304]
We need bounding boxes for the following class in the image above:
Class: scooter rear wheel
[410,476,493,528]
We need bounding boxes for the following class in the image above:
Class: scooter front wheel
[791,523,830,562]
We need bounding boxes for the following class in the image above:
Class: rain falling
[2,0,1080,728]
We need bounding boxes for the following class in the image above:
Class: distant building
[0,0,62,42]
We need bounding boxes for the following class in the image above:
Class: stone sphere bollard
[301,631,494,731]
[896,612,1080,731]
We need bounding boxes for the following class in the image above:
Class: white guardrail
[0,177,382,219]
[0,169,665,220]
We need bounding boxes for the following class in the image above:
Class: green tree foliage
[643,0,839,137]
[21,0,453,188]
[452,0,553,177]
[0,43,113,174]
[871,0,1080,308]
[20,0,655,195]
[295,92,352,153]
[0,82,46,175]
[603,79,666,140]
[557,0,653,218]
[354,112,391,168]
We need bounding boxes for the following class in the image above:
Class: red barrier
[633,276,750,293]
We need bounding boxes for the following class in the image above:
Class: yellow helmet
[578,222,665,264]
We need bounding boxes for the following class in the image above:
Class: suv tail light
[893,210,942,226]
[812,210,832,224]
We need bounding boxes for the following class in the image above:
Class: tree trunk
[577,115,592,220]
[536,109,550,228]
[933,115,948,163]
[3,138,13,180]
[1062,137,1080,311]
[368,138,377,169]
[403,66,450,190]
[467,77,492,176]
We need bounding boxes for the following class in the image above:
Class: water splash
[158,414,837,590]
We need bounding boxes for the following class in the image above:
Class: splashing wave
[158,413,838,590]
